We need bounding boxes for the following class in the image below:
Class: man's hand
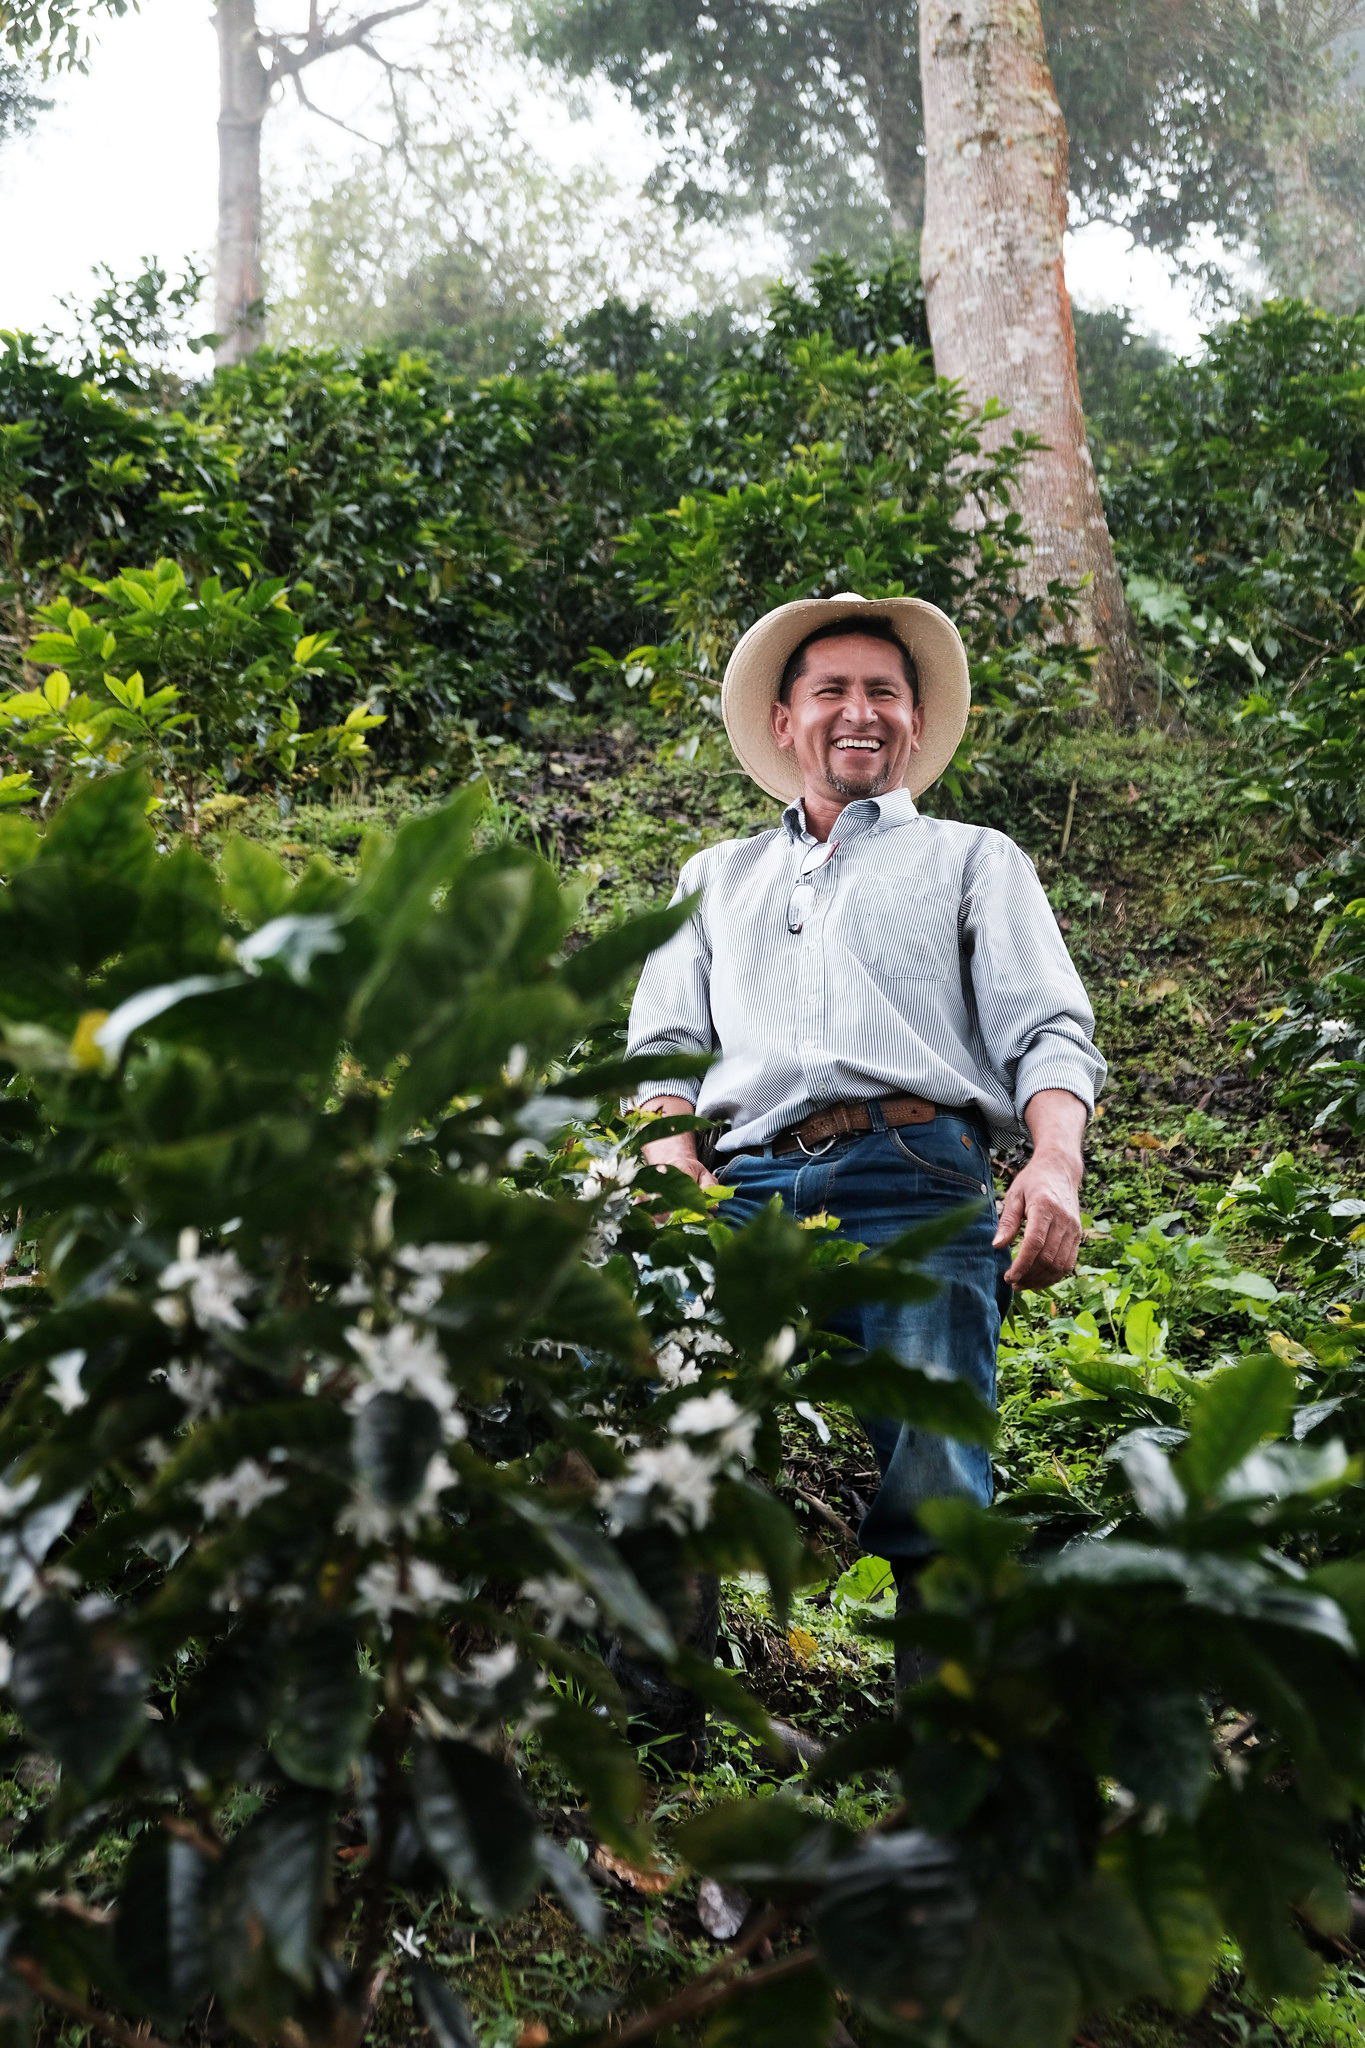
[993,1088,1088,1291]
[638,1095,720,1194]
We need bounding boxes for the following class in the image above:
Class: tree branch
[590,1941,820,2047]
[12,1959,179,2048]
[266,0,429,82]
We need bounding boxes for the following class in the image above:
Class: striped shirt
[626,787,1105,1153]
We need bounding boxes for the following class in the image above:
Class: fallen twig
[790,1484,860,1548]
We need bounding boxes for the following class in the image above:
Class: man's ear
[908,701,925,752]
[771,698,795,751]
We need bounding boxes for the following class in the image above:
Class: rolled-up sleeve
[962,834,1106,1118]
[625,855,715,1107]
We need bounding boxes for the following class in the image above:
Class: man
[627,592,1105,1645]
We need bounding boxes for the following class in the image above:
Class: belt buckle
[796,1132,837,1158]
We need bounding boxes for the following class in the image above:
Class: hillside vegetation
[0,268,1364,2048]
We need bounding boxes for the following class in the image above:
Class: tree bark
[918,0,1140,708]
[214,0,271,366]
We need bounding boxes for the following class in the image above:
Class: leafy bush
[1100,300,1365,698]
[0,768,964,2046]
[0,772,1361,2048]
[3,559,381,819]
[3,260,1095,788]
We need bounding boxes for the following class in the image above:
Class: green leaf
[702,1962,835,2046]
[1201,1271,1280,1302]
[208,1791,331,1998]
[795,1349,996,1446]
[534,1516,674,1658]
[11,1597,145,1792]
[535,1837,605,1943]
[813,1830,978,2027]
[535,1697,645,1858]
[221,835,294,928]
[36,766,154,885]
[955,1883,1081,2048]
[1053,1864,1167,2011]
[0,817,39,876]
[1178,1354,1297,1500]
[1197,1779,1347,1998]
[1101,1825,1221,2011]
[679,1798,853,1892]
[560,893,697,1000]
[115,1832,212,2023]
[702,1476,820,1623]
[412,1736,540,1919]
[410,1963,481,2048]
[271,1619,377,1790]
[353,1392,442,1509]
[1107,1686,1211,1821]
[1123,1298,1165,1362]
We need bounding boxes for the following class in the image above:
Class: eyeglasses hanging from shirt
[787,837,841,934]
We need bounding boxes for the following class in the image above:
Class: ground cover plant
[1,267,1365,2046]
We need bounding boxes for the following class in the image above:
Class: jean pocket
[887,1126,989,1192]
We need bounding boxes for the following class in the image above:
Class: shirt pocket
[842,880,956,983]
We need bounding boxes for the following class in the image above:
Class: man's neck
[801,788,856,841]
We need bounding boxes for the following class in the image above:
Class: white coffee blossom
[156,1230,252,1333]
[670,1389,758,1460]
[654,1342,701,1391]
[45,1349,87,1415]
[392,1926,426,1960]
[356,1556,461,1626]
[581,1148,639,1201]
[395,1241,488,1315]
[521,1574,597,1636]
[165,1358,221,1422]
[466,1643,519,1687]
[762,1325,798,1370]
[346,1323,467,1439]
[1318,1018,1352,1043]
[195,1459,285,1523]
[335,1271,371,1306]
[599,1439,719,1533]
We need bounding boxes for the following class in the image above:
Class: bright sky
[0,0,1212,356]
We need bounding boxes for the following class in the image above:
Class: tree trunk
[214,0,271,366]
[918,0,1140,708]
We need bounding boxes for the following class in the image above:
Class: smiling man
[626,592,1106,1673]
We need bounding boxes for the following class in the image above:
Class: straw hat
[720,591,971,803]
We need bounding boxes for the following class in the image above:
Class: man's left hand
[992,1088,1089,1291]
[993,1153,1083,1290]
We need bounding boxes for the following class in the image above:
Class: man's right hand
[638,1095,720,1193]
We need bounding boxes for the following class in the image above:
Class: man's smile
[833,736,883,750]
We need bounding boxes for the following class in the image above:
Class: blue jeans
[716,1107,1011,1563]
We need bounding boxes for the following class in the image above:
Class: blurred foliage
[1,255,1089,790]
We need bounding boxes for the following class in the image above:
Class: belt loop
[866,1097,888,1132]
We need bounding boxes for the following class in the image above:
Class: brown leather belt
[729,1092,979,1160]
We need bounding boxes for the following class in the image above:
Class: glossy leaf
[10,1597,145,1792]
[412,1737,540,1919]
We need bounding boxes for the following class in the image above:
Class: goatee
[824,759,892,800]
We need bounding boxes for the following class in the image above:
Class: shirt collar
[781,785,921,843]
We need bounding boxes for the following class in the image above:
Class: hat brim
[720,593,971,803]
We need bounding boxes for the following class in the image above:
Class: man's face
[770,633,923,803]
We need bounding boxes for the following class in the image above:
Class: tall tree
[0,1,436,363]
[212,2,430,361]
[525,0,1365,302]
[919,0,1136,693]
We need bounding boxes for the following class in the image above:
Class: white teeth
[835,739,881,749]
